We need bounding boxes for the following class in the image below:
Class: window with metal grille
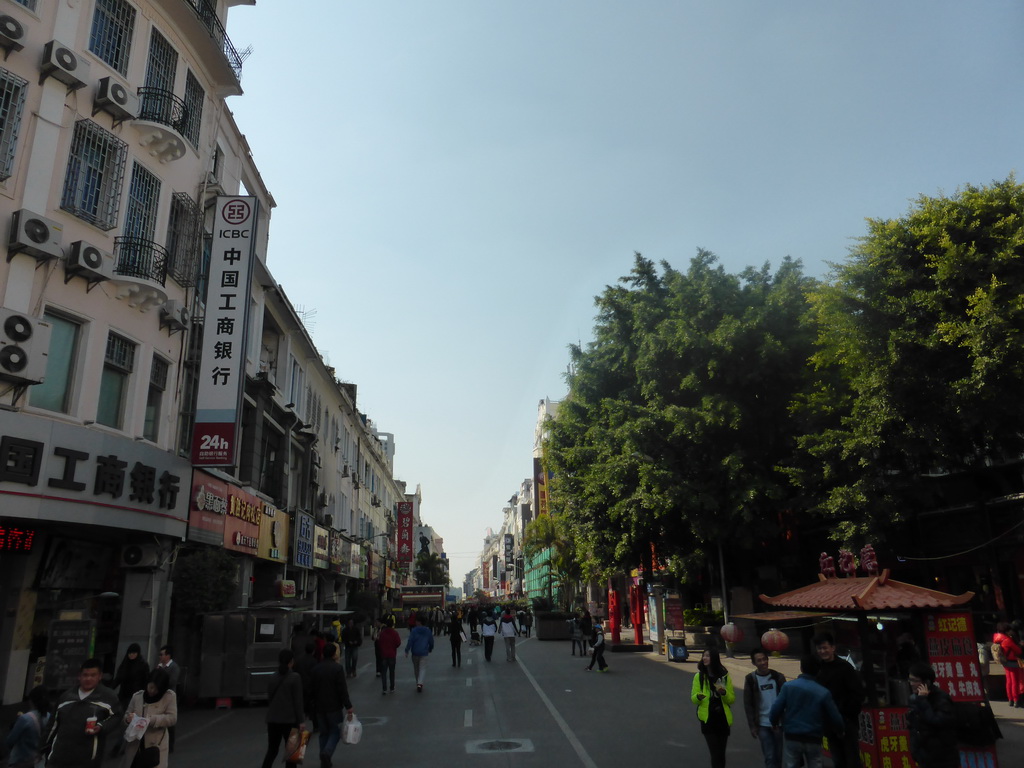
[181,71,204,148]
[13,1,38,12]
[165,192,200,286]
[145,29,176,91]
[89,0,136,76]
[98,332,135,429]
[61,120,127,230]
[105,333,135,373]
[177,321,203,456]
[144,356,169,441]
[0,68,27,181]
[124,161,160,240]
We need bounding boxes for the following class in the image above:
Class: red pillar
[630,584,644,645]
[607,584,620,644]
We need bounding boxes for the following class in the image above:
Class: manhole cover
[466,739,534,754]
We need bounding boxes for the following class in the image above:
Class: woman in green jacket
[691,647,735,768]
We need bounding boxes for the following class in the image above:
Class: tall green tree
[546,252,817,580]
[415,551,449,586]
[795,177,1024,537]
[523,513,583,610]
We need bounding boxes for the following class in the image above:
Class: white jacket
[499,617,518,638]
[481,619,497,637]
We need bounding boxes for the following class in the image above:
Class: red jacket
[377,627,402,659]
[994,632,1022,662]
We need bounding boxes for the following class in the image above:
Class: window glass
[89,0,136,75]
[30,313,79,413]
[61,120,128,230]
[0,68,27,181]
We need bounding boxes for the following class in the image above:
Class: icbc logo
[222,199,251,225]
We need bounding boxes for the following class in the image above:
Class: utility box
[667,637,688,662]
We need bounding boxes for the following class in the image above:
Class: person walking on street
[450,613,464,667]
[992,621,1023,707]
[5,685,50,768]
[744,647,786,768]
[691,647,735,768]
[769,655,844,768]
[341,618,362,678]
[812,632,864,768]
[569,615,584,656]
[499,607,520,661]
[579,610,593,645]
[481,612,497,662]
[261,649,305,768]
[44,657,122,768]
[584,619,608,671]
[310,643,355,768]
[119,667,177,768]
[109,642,149,756]
[523,610,533,638]
[156,645,180,753]
[377,618,402,694]
[907,662,958,768]
[405,615,435,692]
[370,618,383,678]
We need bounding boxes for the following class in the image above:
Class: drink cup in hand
[714,682,726,696]
[85,716,98,734]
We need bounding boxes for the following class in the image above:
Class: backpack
[991,641,1007,665]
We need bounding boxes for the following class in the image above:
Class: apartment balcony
[132,88,190,164]
[111,236,169,310]
[152,0,244,96]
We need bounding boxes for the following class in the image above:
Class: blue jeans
[783,738,823,768]
[317,709,345,759]
[756,726,782,768]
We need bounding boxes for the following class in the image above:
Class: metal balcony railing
[181,0,244,81]
[113,236,168,286]
[137,88,194,137]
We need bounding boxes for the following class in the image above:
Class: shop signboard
[923,611,984,701]
[329,532,343,574]
[397,501,413,563]
[293,512,313,569]
[44,620,94,691]
[346,540,362,578]
[188,473,228,545]
[257,503,288,563]
[856,707,913,768]
[313,525,329,569]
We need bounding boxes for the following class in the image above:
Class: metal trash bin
[668,638,688,662]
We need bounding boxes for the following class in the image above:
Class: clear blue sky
[227,1,1024,583]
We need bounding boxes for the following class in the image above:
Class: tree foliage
[794,177,1024,536]
[523,513,583,610]
[545,252,817,580]
[415,551,450,586]
[172,547,238,621]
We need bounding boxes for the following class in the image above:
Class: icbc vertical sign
[191,197,258,467]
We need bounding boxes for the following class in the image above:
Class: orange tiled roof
[758,570,974,611]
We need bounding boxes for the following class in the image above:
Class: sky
[225,2,1024,584]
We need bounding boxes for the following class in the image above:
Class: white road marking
[466,678,473,687]
[464,709,473,727]
[518,659,599,768]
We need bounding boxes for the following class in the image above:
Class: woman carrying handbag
[120,668,177,768]
[261,649,305,768]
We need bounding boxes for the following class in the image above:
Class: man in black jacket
[743,647,786,768]
[310,643,354,768]
[813,632,864,768]
[45,658,121,768]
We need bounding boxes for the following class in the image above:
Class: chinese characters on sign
[504,533,514,572]
[293,511,313,569]
[923,612,984,701]
[0,523,35,552]
[191,197,258,467]
[397,501,413,564]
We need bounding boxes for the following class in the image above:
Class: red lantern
[761,628,790,653]
[720,622,744,644]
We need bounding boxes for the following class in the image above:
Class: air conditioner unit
[41,40,89,90]
[8,209,62,262]
[0,309,51,385]
[0,15,25,56]
[161,300,190,331]
[95,76,139,122]
[120,543,160,569]
[66,241,113,282]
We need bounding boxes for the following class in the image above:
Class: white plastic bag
[123,714,149,742]
[341,714,362,745]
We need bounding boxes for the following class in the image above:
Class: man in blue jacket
[769,656,844,768]
[405,614,434,692]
